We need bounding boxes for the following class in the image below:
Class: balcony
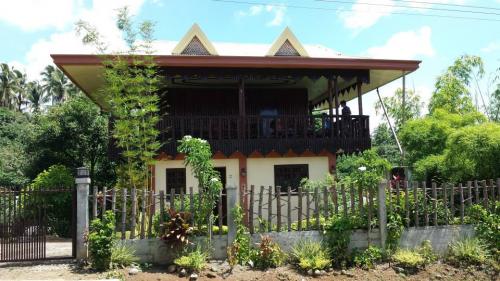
[157,114,371,156]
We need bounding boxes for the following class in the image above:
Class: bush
[253,235,286,269]
[447,237,489,266]
[174,247,207,272]
[161,209,193,249]
[290,239,331,271]
[88,211,116,271]
[323,214,363,266]
[392,249,427,272]
[468,203,500,260]
[353,246,383,269]
[28,165,73,237]
[227,205,254,266]
[110,243,138,269]
[418,240,437,264]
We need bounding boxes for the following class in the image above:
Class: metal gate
[0,187,75,262]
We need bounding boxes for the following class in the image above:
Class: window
[166,168,186,194]
[274,164,309,193]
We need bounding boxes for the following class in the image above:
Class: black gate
[0,187,76,262]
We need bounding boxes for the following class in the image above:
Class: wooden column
[333,76,339,136]
[238,79,245,139]
[357,80,363,115]
[327,77,333,117]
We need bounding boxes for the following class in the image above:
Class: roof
[51,24,421,111]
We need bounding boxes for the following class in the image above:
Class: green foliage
[28,165,73,237]
[88,211,116,271]
[375,88,423,130]
[253,235,287,269]
[468,203,500,260]
[443,122,500,182]
[227,204,254,267]
[392,249,427,271]
[177,136,222,232]
[336,148,391,190]
[447,237,489,266]
[161,209,193,249]
[353,246,383,269]
[386,212,404,251]
[419,240,437,264]
[371,123,401,166]
[77,8,160,190]
[323,214,363,266]
[0,107,32,187]
[174,247,208,272]
[110,243,138,269]
[290,239,331,271]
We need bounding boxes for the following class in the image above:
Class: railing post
[75,167,90,261]
[377,180,388,249]
[226,185,238,246]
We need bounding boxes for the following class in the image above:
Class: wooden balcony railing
[157,115,370,155]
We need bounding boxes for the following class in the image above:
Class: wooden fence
[88,178,500,240]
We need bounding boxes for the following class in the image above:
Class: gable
[172,24,218,56]
[267,27,309,57]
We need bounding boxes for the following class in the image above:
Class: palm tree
[12,69,28,111]
[26,81,48,113]
[0,63,17,109]
[41,65,74,104]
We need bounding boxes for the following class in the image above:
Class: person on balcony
[340,100,351,137]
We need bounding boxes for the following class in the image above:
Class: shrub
[161,209,193,249]
[290,239,331,271]
[253,235,286,269]
[323,214,363,265]
[468,203,500,260]
[227,205,254,266]
[418,240,437,264]
[353,246,383,269]
[447,237,489,266]
[174,247,207,272]
[28,165,73,237]
[88,211,116,271]
[110,243,138,269]
[392,249,427,272]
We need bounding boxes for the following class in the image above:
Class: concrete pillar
[226,185,238,245]
[75,167,90,260]
[378,180,388,249]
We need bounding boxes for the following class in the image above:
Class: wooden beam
[327,77,333,117]
[333,76,339,116]
[238,78,245,116]
[357,80,363,115]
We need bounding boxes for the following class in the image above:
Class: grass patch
[447,237,489,267]
[290,239,331,271]
[110,243,138,269]
[174,247,208,272]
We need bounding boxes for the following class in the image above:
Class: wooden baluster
[413,181,419,227]
[404,181,410,227]
[268,186,273,232]
[159,191,165,235]
[287,186,292,232]
[276,187,282,232]
[490,179,495,203]
[443,183,448,225]
[396,181,401,210]
[432,183,438,226]
[358,185,364,216]
[350,183,355,214]
[459,183,464,224]
[306,189,311,230]
[121,188,127,240]
[314,187,320,230]
[423,182,429,227]
[111,188,116,217]
[249,185,255,234]
[341,184,347,217]
[102,186,107,214]
[482,180,488,209]
[474,180,479,204]
[189,187,194,226]
[93,186,98,219]
[218,189,223,236]
[170,189,175,211]
[323,186,329,218]
[258,186,264,233]
[140,189,146,239]
[180,189,185,212]
[367,189,373,245]
[297,187,303,231]
[450,184,455,222]
[467,181,472,208]
[332,184,339,215]
[130,188,137,239]
[147,190,154,238]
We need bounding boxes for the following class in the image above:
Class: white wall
[154,159,239,193]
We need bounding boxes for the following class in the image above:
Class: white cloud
[364,26,435,59]
[235,4,286,26]
[481,41,500,53]
[11,0,147,79]
[341,0,467,32]
[0,0,77,31]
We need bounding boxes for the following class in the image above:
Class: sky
[1,0,499,129]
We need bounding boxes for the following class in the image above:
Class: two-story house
[52,24,420,199]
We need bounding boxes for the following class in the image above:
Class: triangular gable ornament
[172,23,218,56]
[267,27,309,57]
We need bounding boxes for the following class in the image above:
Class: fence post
[377,180,387,249]
[75,167,90,261]
[226,185,238,246]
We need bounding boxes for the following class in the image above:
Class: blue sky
[1,0,499,127]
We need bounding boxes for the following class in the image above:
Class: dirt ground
[1,260,497,281]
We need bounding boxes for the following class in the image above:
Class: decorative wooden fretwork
[275,40,301,56]
[274,164,309,193]
[181,36,211,56]
[166,168,186,194]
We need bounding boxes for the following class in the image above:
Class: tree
[40,65,75,104]
[371,123,400,166]
[0,63,18,109]
[76,7,161,190]
[375,88,423,131]
[26,81,48,113]
[28,95,112,187]
[429,55,483,115]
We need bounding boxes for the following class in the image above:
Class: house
[52,24,420,198]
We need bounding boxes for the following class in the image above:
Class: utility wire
[316,0,500,16]
[212,0,500,22]
[390,0,500,11]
